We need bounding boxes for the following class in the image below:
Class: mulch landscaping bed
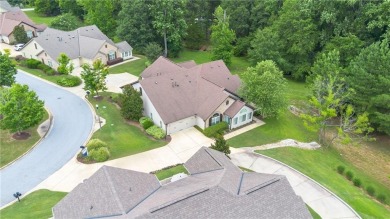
[12,132,31,140]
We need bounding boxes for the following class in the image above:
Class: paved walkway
[224,117,264,139]
[249,139,321,150]
[230,149,361,219]
[34,127,214,192]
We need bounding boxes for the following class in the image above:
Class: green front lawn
[0,110,49,168]
[257,147,390,218]
[17,66,72,86]
[88,93,166,159]
[24,10,57,25]
[0,189,67,219]
[109,56,147,76]
[154,164,188,180]
[306,205,321,219]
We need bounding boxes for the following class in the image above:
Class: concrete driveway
[230,150,361,219]
[33,127,214,193]
[0,43,22,57]
[0,71,94,207]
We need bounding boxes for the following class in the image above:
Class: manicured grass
[109,56,147,76]
[155,165,188,180]
[0,110,49,168]
[257,147,390,218]
[17,66,72,86]
[24,10,57,25]
[88,93,166,159]
[171,49,251,75]
[0,189,67,219]
[285,78,311,108]
[306,205,321,219]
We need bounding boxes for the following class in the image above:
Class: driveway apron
[0,71,93,207]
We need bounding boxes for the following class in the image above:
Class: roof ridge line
[103,167,126,215]
[245,178,280,195]
[237,172,244,195]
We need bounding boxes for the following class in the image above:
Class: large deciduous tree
[50,13,81,31]
[144,42,162,63]
[57,53,74,75]
[116,0,157,52]
[240,60,287,118]
[34,0,60,16]
[210,6,235,65]
[301,71,373,145]
[0,52,17,87]
[78,0,120,38]
[0,84,45,134]
[80,59,108,96]
[308,50,342,83]
[58,0,84,19]
[13,26,29,44]
[347,40,390,135]
[149,0,187,58]
[119,85,143,121]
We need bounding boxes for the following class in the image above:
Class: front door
[224,115,230,124]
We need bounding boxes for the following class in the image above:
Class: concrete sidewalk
[34,127,213,192]
[224,117,265,140]
[230,150,361,219]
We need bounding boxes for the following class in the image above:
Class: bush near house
[353,178,362,187]
[203,122,228,138]
[337,165,345,174]
[85,139,110,162]
[26,59,41,69]
[139,117,154,130]
[56,75,82,87]
[366,186,376,197]
[346,171,354,180]
[146,125,166,139]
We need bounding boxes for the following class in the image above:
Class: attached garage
[167,116,196,135]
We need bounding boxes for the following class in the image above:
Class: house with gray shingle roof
[52,147,312,219]
[0,7,46,44]
[131,56,255,135]
[21,25,132,70]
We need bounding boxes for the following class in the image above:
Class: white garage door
[167,117,196,135]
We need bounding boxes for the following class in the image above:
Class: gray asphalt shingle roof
[140,57,241,124]
[53,148,312,219]
[0,10,41,36]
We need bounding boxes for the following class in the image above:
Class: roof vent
[227,77,230,80]
[189,80,191,83]
[155,82,158,84]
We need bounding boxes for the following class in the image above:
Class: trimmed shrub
[56,75,82,87]
[15,55,26,62]
[377,194,386,204]
[26,59,41,69]
[366,186,376,197]
[146,125,166,139]
[89,147,110,162]
[353,178,362,187]
[87,139,108,151]
[337,165,345,174]
[345,171,354,180]
[139,117,154,130]
[45,69,56,76]
[203,122,228,138]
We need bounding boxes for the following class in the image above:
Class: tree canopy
[50,13,82,31]
[0,84,45,134]
[119,86,143,121]
[13,26,29,44]
[80,59,108,96]
[0,52,17,87]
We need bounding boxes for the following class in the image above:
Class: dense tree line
[30,0,389,135]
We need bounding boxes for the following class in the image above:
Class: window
[233,117,238,125]
[226,100,229,105]
[160,121,162,128]
[34,43,37,49]
[241,114,246,122]
[150,113,153,120]
[26,30,33,38]
[139,87,142,96]
[105,44,107,48]
[224,115,230,124]
[210,113,220,126]
[48,60,52,67]
[108,51,116,60]
[248,112,252,120]
[45,53,47,57]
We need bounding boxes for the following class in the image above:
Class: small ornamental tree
[50,13,81,31]
[120,85,143,121]
[80,59,108,96]
[0,51,17,87]
[57,53,74,75]
[0,84,45,135]
[210,135,230,157]
[13,26,29,44]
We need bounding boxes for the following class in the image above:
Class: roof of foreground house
[26,25,131,61]
[140,57,242,124]
[0,10,44,36]
[53,147,312,219]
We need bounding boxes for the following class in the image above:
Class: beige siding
[21,39,43,59]
[93,42,118,64]
[205,97,235,128]
[37,52,58,69]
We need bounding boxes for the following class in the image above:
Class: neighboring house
[21,25,133,70]
[131,56,254,135]
[52,147,312,219]
[0,9,46,44]
[0,0,19,13]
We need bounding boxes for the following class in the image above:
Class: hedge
[26,59,41,69]
[87,139,108,151]
[139,117,154,130]
[56,75,82,87]
[203,122,228,138]
[146,125,166,139]
[89,147,110,162]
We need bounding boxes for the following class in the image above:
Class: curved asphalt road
[0,71,93,207]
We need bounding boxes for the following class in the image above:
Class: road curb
[0,107,53,170]
[252,151,362,219]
